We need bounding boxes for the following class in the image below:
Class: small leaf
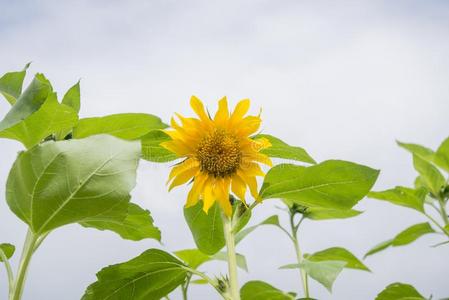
[364,239,393,258]
[213,252,248,272]
[6,135,140,234]
[368,186,425,212]
[261,161,379,210]
[184,202,225,255]
[0,93,78,148]
[235,215,280,244]
[375,282,425,300]
[240,281,295,300]
[413,155,445,196]
[435,137,449,172]
[397,141,436,163]
[300,259,346,292]
[80,203,161,241]
[73,113,167,140]
[392,222,435,246]
[0,243,15,261]
[141,130,178,162]
[0,63,30,105]
[306,247,369,271]
[174,248,248,271]
[61,81,81,113]
[254,134,316,164]
[305,207,362,220]
[82,249,188,300]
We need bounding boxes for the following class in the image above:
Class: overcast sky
[1,1,449,299]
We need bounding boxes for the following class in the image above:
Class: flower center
[196,128,242,178]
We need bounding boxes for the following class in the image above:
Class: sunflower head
[162,96,272,216]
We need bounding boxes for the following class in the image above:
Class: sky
[1,0,449,299]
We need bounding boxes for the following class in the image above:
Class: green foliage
[413,155,446,196]
[141,130,178,162]
[174,248,248,271]
[305,247,369,271]
[82,249,188,300]
[61,81,81,113]
[368,187,426,212]
[6,135,140,235]
[254,134,316,164]
[184,202,225,255]
[73,113,167,140]
[261,160,379,210]
[304,207,362,220]
[80,203,161,241]
[0,243,15,261]
[375,282,426,300]
[365,223,435,257]
[0,63,30,105]
[435,137,449,172]
[235,215,280,244]
[240,281,295,300]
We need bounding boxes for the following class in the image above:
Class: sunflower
[162,96,272,216]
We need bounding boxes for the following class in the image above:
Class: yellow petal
[186,174,208,207]
[236,116,261,136]
[241,162,265,177]
[202,179,216,213]
[169,166,199,191]
[214,96,229,125]
[167,158,198,183]
[239,171,260,201]
[216,178,232,217]
[231,174,247,204]
[190,96,210,122]
[161,140,192,156]
[244,152,273,167]
[230,99,250,122]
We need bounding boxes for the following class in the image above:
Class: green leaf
[0,63,30,105]
[184,202,225,255]
[0,93,78,148]
[435,137,449,172]
[235,215,280,244]
[141,130,178,162]
[364,239,394,258]
[0,243,15,261]
[73,113,167,140]
[82,249,188,300]
[261,160,379,210]
[0,73,52,131]
[365,223,435,257]
[80,203,161,241]
[368,186,425,212]
[254,134,316,164]
[413,155,445,196]
[392,222,435,246]
[300,259,346,292]
[240,281,295,300]
[174,248,248,271]
[304,207,363,220]
[305,247,369,271]
[61,81,81,113]
[375,282,425,300]
[397,141,436,163]
[6,135,140,235]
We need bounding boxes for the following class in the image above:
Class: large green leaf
[0,93,78,148]
[413,155,445,196]
[254,134,316,164]
[0,73,52,131]
[73,113,167,140]
[0,243,15,261]
[260,161,379,210]
[365,223,435,257]
[435,137,449,172]
[235,215,280,244]
[375,282,425,300]
[305,247,369,271]
[61,81,81,113]
[240,281,295,300]
[0,63,30,105]
[80,203,161,241]
[184,202,225,255]
[368,186,425,212]
[6,135,140,235]
[397,141,436,163]
[141,130,178,162]
[82,249,188,300]
[304,207,362,220]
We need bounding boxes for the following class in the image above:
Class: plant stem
[11,229,39,300]
[223,214,240,300]
[181,266,231,300]
[0,248,14,298]
[289,213,310,298]
[437,197,449,226]
[181,275,191,300]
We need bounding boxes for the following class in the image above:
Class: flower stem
[0,248,14,298]
[11,229,39,300]
[289,213,310,298]
[437,197,449,226]
[223,214,240,300]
